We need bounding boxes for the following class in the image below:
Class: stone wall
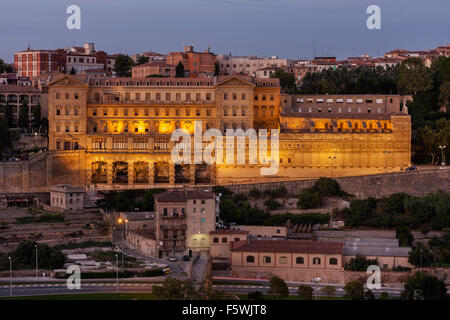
[225,168,450,198]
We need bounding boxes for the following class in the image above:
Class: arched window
[296,257,304,264]
[221,237,228,243]
[263,256,271,263]
[313,257,321,265]
[246,255,255,263]
[234,238,240,242]
[213,237,219,243]
[329,258,338,265]
[279,256,288,264]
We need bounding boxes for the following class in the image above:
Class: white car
[169,256,176,262]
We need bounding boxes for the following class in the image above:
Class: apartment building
[167,45,216,77]
[217,54,293,77]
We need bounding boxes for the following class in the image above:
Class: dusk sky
[1,0,449,62]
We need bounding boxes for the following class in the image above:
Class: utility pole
[8,256,12,297]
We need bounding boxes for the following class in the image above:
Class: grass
[0,293,160,300]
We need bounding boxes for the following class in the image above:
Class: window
[221,237,228,243]
[329,258,338,265]
[213,237,219,243]
[234,238,240,242]
[246,255,255,263]
[223,93,228,100]
[263,256,271,263]
[74,93,79,99]
[279,256,288,264]
[296,257,304,264]
[313,257,321,265]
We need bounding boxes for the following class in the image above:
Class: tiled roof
[231,239,343,255]
[210,230,249,235]
[155,190,214,202]
[0,84,41,93]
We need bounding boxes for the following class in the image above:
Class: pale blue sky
[1,0,449,62]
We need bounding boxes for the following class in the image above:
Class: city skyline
[1,0,449,62]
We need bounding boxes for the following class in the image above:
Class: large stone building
[0,73,411,192]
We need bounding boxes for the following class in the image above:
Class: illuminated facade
[44,74,411,189]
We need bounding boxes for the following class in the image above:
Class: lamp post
[328,156,336,177]
[117,218,128,271]
[439,145,446,166]
[35,244,38,279]
[115,253,119,294]
[312,277,322,300]
[8,256,12,297]
[383,150,391,173]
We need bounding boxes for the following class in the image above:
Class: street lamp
[383,150,391,173]
[312,277,322,300]
[35,244,38,279]
[8,256,12,297]
[117,218,128,271]
[439,145,446,166]
[115,253,119,294]
[328,156,336,177]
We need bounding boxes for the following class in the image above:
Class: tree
[142,189,167,211]
[396,58,433,96]
[70,67,76,75]
[321,285,336,297]
[175,61,185,78]
[249,188,262,199]
[347,254,378,271]
[0,115,11,151]
[271,69,295,92]
[396,225,414,247]
[0,58,13,73]
[214,62,220,76]
[344,280,365,300]
[32,104,41,128]
[247,291,264,300]
[364,289,376,300]
[310,177,343,196]
[401,271,448,300]
[264,198,282,211]
[4,102,14,127]
[137,55,150,65]
[408,243,434,268]
[18,102,29,128]
[379,292,390,300]
[114,54,134,77]
[297,190,321,209]
[268,276,289,299]
[416,125,439,164]
[438,81,450,110]
[297,285,313,300]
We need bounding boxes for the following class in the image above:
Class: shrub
[247,291,264,300]
[297,285,313,300]
[249,188,262,199]
[310,177,343,197]
[347,254,379,271]
[321,285,336,297]
[264,199,282,210]
[344,280,365,300]
[297,190,321,209]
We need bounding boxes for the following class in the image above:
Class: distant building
[131,51,166,64]
[131,61,175,78]
[231,225,286,239]
[0,84,44,125]
[167,45,216,77]
[210,229,249,259]
[217,54,293,77]
[0,73,31,86]
[154,189,216,259]
[230,239,345,283]
[50,184,85,212]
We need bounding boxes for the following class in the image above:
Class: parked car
[169,256,176,262]
[405,166,418,171]
[183,255,190,261]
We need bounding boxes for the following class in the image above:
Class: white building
[50,184,85,212]
[217,55,293,77]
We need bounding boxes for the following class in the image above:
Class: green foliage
[32,104,41,128]
[0,115,11,151]
[114,54,134,77]
[401,271,449,300]
[408,243,434,268]
[96,189,166,212]
[297,285,313,300]
[175,61,185,78]
[142,188,167,211]
[249,188,262,199]
[152,276,225,300]
[263,186,288,198]
[247,291,264,300]
[321,285,336,297]
[347,254,378,271]
[268,276,289,299]
[364,289,376,300]
[263,198,282,210]
[70,67,76,75]
[379,292,390,300]
[136,55,150,65]
[396,58,433,95]
[299,66,397,94]
[35,213,64,223]
[396,225,414,247]
[297,190,321,209]
[0,58,13,73]
[212,186,233,197]
[18,102,29,128]
[214,62,220,76]
[270,69,295,92]
[309,177,344,197]
[343,280,365,300]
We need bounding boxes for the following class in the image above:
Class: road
[0,282,404,298]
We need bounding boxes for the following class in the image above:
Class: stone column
[189,164,196,185]
[169,163,175,185]
[148,161,154,185]
[128,161,134,185]
[107,162,113,185]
